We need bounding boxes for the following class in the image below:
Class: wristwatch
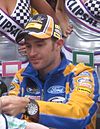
[25,98,39,122]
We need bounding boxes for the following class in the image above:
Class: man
[1,14,99,129]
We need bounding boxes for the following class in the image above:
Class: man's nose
[29,47,38,56]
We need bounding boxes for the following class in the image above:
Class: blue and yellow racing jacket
[9,55,99,129]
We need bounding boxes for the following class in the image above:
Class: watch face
[27,102,38,116]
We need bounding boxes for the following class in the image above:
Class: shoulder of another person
[0,0,7,10]
[0,0,15,13]
[82,0,87,3]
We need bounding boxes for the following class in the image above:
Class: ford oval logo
[26,87,40,94]
[47,85,65,94]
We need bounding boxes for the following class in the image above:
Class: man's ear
[56,39,64,49]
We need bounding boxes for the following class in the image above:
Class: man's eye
[37,44,44,47]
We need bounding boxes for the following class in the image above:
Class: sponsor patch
[77,78,92,83]
[26,87,40,95]
[25,95,41,100]
[76,86,92,94]
[79,83,92,88]
[78,71,90,77]
[48,96,66,103]
[47,85,65,94]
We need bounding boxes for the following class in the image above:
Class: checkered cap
[16,14,62,44]
[85,0,100,20]
[12,0,30,27]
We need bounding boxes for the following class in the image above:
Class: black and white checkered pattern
[85,0,100,20]
[12,0,30,27]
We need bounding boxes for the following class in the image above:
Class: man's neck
[39,55,61,81]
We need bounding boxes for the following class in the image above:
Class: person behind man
[1,14,99,129]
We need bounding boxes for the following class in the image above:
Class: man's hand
[1,96,30,116]
[18,45,27,56]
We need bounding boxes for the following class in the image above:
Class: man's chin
[32,64,42,70]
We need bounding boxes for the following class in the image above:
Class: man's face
[25,35,61,72]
